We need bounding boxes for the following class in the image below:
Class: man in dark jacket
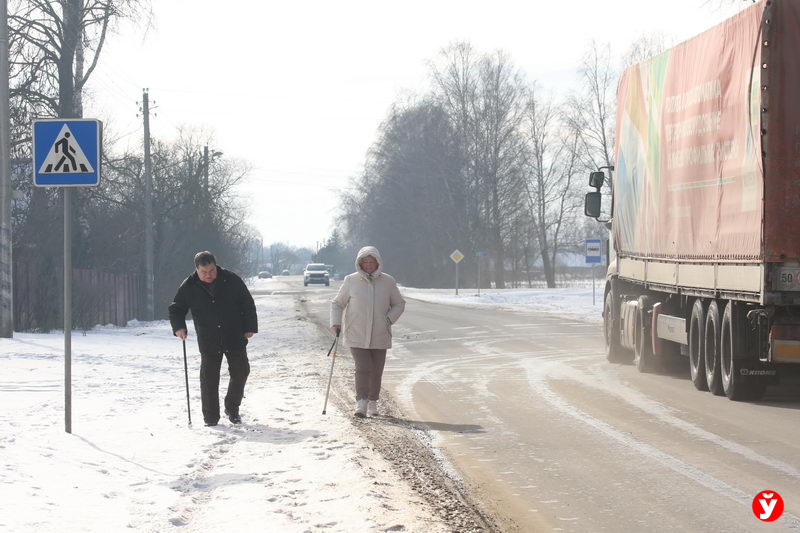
[168,251,258,426]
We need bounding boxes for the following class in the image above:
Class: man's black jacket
[168,266,258,353]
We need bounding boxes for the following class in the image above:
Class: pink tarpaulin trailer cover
[613,0,800,262]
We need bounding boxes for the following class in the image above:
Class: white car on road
[303,263,330,286]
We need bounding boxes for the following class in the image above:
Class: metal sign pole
[477,255,481,297]
[64,187,72,433]
[455,261,459,296]
[585,239,601,307]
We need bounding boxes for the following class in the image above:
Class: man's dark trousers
[200,348,250,424]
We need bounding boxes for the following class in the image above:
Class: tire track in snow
[573,359,800,480]
[406,328,800,483]
[521,358,800,530]
[396,327,800,529]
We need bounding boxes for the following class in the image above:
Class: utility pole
[0,0,13,337]
[203,145,209,199]
[142,89,154,320]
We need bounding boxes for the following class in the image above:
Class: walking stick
[182,339,192,426]
[322,330,340,415]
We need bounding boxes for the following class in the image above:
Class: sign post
[475,251,484,296]
[33,118,102,434]
[450,249,464,295]
[585,239,602,306]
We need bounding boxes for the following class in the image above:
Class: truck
[584,0,800,400]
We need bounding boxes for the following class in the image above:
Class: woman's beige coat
[330,246,405,349]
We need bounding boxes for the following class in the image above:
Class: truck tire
[704,300,724,395]
[634,295,655,373]
[604,290,631,364]
[720,301,767,401]
[688,299,709,391]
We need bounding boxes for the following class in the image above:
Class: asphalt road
[276,276,800,532]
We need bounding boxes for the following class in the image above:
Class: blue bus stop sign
[32,119,102,187]
[586,239,602,264]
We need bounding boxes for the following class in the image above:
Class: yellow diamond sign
[450,249,464,263]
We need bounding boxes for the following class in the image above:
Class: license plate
[775,268,800,291]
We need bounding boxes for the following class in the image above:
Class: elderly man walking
[169,251,258,426]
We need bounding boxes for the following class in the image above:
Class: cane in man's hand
[322,330,340,415]
[182,339,192,426]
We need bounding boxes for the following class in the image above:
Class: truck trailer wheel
[688,299,709,391]
[634,295,655,373]
[604,290,631,364]
[704,300,724,396]
[720,301,767,401]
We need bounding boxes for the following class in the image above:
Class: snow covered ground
[0,280,600,532]
[401,285,603,325]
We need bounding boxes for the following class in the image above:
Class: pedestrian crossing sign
[32,119,102,187]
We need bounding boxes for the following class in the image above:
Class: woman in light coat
[331,246,405,417]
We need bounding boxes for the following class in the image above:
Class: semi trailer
[584,0,800,400]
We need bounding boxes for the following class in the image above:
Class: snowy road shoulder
[0,290,450,532]
[400,286,603,324]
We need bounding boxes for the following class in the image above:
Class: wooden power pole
[0,0,13,337]
[142,89,154,320]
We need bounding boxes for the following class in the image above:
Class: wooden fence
[13,261,141,331]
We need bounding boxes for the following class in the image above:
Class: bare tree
[523,87,583,288]
[338,99,467,287]
[621,33,673,68]
[5,0,152,329]
[430,43,483,257]
[9,0,151,120]
[564,41,616,177]
[268,243,298,275]
[86,128,253,319]
[431,43,527,288]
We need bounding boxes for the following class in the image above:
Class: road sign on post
[450,249,463,295]
[33,119,102,187]
[32,118,103,434]
[586,239,602,306]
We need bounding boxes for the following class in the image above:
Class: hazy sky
[84,0,748,249]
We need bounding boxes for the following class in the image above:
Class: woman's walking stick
[322,331,340,415]
[183,339,192,426]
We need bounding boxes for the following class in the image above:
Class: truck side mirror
[585,191,602,218]
[589,171,605,189]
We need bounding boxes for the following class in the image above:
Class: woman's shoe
[367,400,378,417]
[354,399,368,418]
